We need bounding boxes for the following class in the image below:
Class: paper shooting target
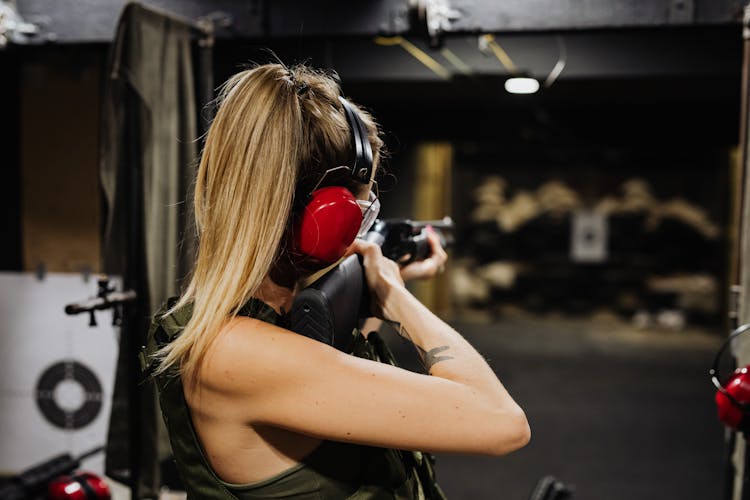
[35,360,103,430]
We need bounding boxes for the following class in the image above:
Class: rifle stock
[289,254,369,352]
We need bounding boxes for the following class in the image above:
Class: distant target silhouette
[36,361,102,429]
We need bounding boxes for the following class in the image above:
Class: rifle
[63,276,136,327]
[289,217,454,351]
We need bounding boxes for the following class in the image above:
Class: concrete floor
[384,311,728,500]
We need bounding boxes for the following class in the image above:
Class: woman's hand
[348,239,406,322]
[399,228,448,282]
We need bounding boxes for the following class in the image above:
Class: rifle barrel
[411,216,453,229]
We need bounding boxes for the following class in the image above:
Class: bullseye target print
[35,360,103,430]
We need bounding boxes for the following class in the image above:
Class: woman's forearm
[385,286,520,410]
[352,238,529,452]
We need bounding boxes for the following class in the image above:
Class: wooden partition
[411,142,453,317]
[21,52,102,274]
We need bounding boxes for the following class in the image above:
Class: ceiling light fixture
[504,77,540,94]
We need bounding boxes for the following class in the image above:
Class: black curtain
[99,2,200,496]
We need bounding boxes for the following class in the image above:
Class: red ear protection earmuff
[295,186,363,263]
[711,323,750,433]
[293,96,375,264]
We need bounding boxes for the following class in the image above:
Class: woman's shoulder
[196,313,320,395]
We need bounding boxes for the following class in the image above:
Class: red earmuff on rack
[293,96,376,264]
[47,472,111,499]
[711,323,750,433]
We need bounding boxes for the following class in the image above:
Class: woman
[145,63,530,499]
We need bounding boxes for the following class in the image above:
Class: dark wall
[1,45,107,273]
[1,47,22,271]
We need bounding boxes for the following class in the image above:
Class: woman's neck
[255,276,295,316]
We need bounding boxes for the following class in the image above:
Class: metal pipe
[732,5,750,317]
[125,88,143,500]
[725,8,750,500]
[134,2,211,35]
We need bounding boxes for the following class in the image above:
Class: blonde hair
[155,63,383,380]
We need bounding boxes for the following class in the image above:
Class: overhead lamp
[479,33,567,95]
[504,76,540,95]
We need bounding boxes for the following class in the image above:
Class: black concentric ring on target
[35,360,103,430]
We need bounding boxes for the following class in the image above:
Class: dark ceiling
[213,26,742,145]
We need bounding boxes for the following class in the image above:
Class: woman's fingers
[399,229,448,281]
[348,238,404,317]
[348,238,383,259]
[426,228,448,264]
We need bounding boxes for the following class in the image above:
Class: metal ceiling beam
[229,28,739,82]
[445,0,744,33]
[11,0,749,45]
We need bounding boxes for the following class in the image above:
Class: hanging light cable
[478,34,519,74]
[543,35,567,88]
[440,47,472,75]
[374,35,451,79]
[479,34,540,94]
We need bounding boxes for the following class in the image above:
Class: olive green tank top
[141,297,446,500]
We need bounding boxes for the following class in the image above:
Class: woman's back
[146,297,439,499]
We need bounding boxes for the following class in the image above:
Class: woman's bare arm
[199,316,528,456]
[195,241,529,456]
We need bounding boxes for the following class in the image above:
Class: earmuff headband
[338,96,374,185]
[291,96,376,264]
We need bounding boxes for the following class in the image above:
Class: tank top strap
[237,297,281,325]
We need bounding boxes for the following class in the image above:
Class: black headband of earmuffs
[711,322,750,410]
[292,96,374,214]
[338,96,374,185]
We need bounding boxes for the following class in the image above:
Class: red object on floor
[47,472,111,500]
